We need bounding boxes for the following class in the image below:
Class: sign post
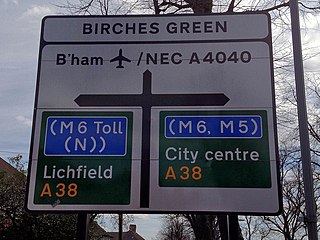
[27,13,281,214]
[290,0,318,239]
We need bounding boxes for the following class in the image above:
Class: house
[0,157,21,233]
[104,224,145,240]
[0,157,19,175]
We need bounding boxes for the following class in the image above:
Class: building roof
[0,157,18,175]
[105,225,145,240]
[105,230,145,240]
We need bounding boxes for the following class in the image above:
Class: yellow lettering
[40,183,52,197]
[56,183,66,197]
[192,166,202,180]
[180,166,189,180]
[67,183,78,197]
[165,166,176,180]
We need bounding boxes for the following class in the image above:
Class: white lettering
[205,148,260,161]
[165,147,198,163]
[42,164,113,180]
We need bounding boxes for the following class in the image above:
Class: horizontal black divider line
[74,70,229,208]
[41,38,271,46]
[74,94,230,107]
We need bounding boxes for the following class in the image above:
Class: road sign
[32,111,133,206]
[27,13,281,214]
[159,110,269,188]
[44,116,128,156]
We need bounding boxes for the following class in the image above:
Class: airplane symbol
[110,49,131,68]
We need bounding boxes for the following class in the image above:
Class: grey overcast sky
[0,0,52,161]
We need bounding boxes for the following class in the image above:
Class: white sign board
[27,13,281,214]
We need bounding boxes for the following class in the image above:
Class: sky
[0,0,48,161]
[1,0,320,239]
[0,0,163,239]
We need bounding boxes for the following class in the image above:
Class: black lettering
[204,21,213,33]
[101,23,111,34]
[216,21,227,32]
[180,22,190,33]
[166,22,177,34]
[83,23,92,34]
[70,54,80,65]
[91,57,103,65]
[81,57,89,65]
[146,53,157,64]
[203,52,214,63]
[56,54,66,65]
[161,53,170,64]
[139,23,148,34]
[126,23,135,34]
[150,22,160,34]
[189,52,200,64]
[113,23,123,34]
[193,22,201,33]
[172,52,182,64]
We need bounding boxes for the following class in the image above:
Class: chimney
[129,224,136,233]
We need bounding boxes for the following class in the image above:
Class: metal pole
[227,215,230,240]
[119,213,123,240]
[218,215,228,240]
[76,214,89,240]
[228,215,241,240]
[290,1,318,239]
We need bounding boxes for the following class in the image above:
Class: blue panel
[165,115,262,138]
[44,116,127,156]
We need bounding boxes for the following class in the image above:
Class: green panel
[33,111,133,205]
[159,110,271,188]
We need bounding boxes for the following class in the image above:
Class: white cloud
[16,115,32,127]
[1,0,18,5]
[16,4,56,35]
[134,214,150,220]
[301,14,320,72]
[21,5,54,19]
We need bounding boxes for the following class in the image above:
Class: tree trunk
[185,0,212,14]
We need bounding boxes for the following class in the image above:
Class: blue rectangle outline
[44,116,128,156]
[164,115,263,139]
